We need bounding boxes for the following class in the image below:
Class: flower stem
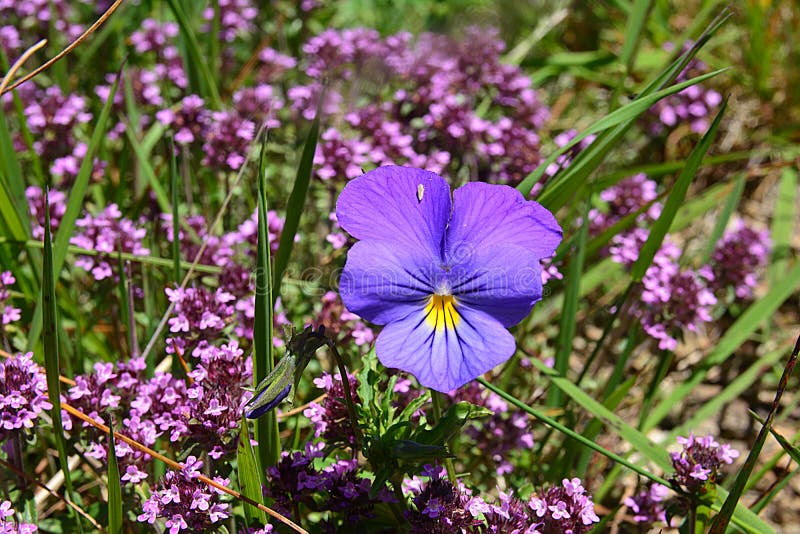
[326,341,362,450]
[429,390,457,484]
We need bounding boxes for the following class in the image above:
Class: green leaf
[549,203,588,407]
[710,337,799,533]
[107,428,122,534]
[644,262,800,431]
[478,377,670,484]
[272,98,322,305]
[517,67,727,199]
[619,0,653,73]
[769,168,797,287]
[27,66,121,351]
[237,418,267,526]
[701,173,745,264]
[169,137,181,284]
[630,99,726,281]
[41,191,78,524]
[413,401,492,446]
[164,0,222,108]
[0,108,30,241]
[124,123,171,215]
[254,139,279,467]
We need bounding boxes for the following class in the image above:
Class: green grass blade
[41,191,78,524]
[0,105,30,240]
[630,99,727,281]
[619,0,652,73]
[517,67,727,199]
[525,356,775,533]
[548,204,589,406]
[272,99,322,305]
[701,173,745,264]
[666,346,786,442]
[477,377,670,485]
[27,66,122,351]
[237,418,268,525]
[254,139,279,467]
[169,137,181,284]
[769,168,797,287]
[0,238,221,274]
[0,179,28,241]
[529,358,672,470]
[164,0,222,108]
[107,428,122,534]
[643,261,800,431]
[710,336,800,534]
[124,123,171,214]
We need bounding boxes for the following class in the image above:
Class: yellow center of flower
[424,294,460,331]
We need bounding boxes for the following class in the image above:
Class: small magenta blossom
[337,166,561,392]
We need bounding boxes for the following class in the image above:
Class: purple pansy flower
[336,166,561,391]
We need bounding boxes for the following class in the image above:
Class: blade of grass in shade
[701,173,745,264]
[124,123,171,214]
[0,180,28,242]
[117,252,130,356]
[667,346,786,442]
[169,137,181,283]
[254,139,279,467]
[528,358,672,470]
[272,95,322,305]
[630,99,727,281]
[0,111,30,241]
[0,49,44,186]
[751,464,800,515]
[516,67,725,200]
[769,168,797,287]
[547,204,588,407]
[524,18,730,205]
[594,150,759,190]
[620,0,652,72]
[0,238,222,274]
[643,262,800,431]
[41,192,80,528]
[107,427,122,534]
[237,418,268,526]
[27,65,121,351]
[477,377,670,485]
[165,0,222,108]
[612,0,653,108]
[522,357,775,533]
[710,336,800,534]
[575,376,637,476]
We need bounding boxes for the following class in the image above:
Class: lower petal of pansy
[340,239,435,325]
[375,301,516,392]
[446,243,543,328]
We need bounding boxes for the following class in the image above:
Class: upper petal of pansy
[375,303,516,392]
[446,182,562,262]
[336,166,452,259]
[339,239,436,326]
[445,243,542,328]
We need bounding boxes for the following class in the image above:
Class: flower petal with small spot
[336,166,561,392]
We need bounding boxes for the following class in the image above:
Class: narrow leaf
[237,418,268,525]
[644,262,800,430]
[254,138,279,466]
[272,98,322,304]
[28,65,122,350]
[630,99,727,281]
[41,190,78,520]
[107,427,123,534]
[710,335,799,533]
[701,173,745,264]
